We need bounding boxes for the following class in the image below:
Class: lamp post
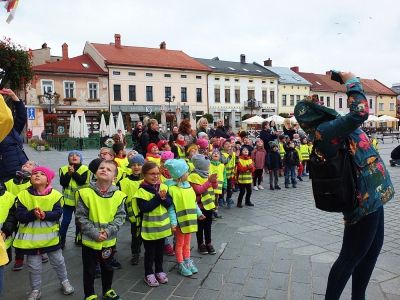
[44,90,58,113]
[165,95,175,112]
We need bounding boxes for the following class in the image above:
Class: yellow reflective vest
[13,190,63,250]
[238,158,253,184]
[186,159,194,173]
[279,143,285,159]
[209,162,224,194]
[168,185,198,234]
[0,191,16,249]
[188,173,216,210]
[146,155,161,166]
[221,151,236,179]
[4,179,31,196]
[299,144,309,160]
[60,165,89,206]
[77,188,126,250]
[176,146,186,159]
[134,184,171,240]
[119,178,142,224]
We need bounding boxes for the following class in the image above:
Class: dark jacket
[136,182,173,213]
[391,145,400,159]
[259,129,277,152]
[141,128,160,154]
[215,126,230,139]
[0,100,28,184]
[266,150,283,170]
[283,147,300,166]
[0,187,17,239]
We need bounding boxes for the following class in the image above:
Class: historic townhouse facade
[84,34,211,130]
[195,56,278,132]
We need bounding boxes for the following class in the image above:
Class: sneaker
[61,279,74,295]
[270,185,274,190]
[232,188,238,192]
[237,203,243,208]
[293,184,297,188]
[253,186,259,191]
[163,244,175,256]
[94,265,101,278]
[13,258,23,271]
[28,289,41,300]
[297,176,303,181]
[213,212,223,219]
[144,274,159,287]
[131,254,140,265]
[218,198,225,207]
[103,289,121,300]
[258,185,264,190]
[227,198,234,208]
[206,243,216,255]
[41,255,49,263]
[85,295,98,300]
[275,185,281,190]
[111,257,122,269]
[245,201,254,206]
[184,258,198,274]
[155,272,168,284]
[198,243,208,255]
[285,185,289,188]
[177,262,192,276]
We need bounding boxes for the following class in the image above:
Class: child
[293,139,304,182]
[75,160,126,300]
[164,159,205,276]
[173,134,187,159]
[251,139,266,190]
[113,142,130,175]
[209,149,225,219]
[59,150,89,248]
[157,140,171,152]
[134,161,173,287]
[236,148,254,207]
[196,138,210,158]
[284,140,300,188]
[145,143,161,166]
[98,148,125,185]
[188,154,218,255]
[240,136,254,155]
[266,143,283,190]
[159,151,174,183]
[299,136,310,176]
[186,144,198,173]
[127,149,138,161]
[14,166,74,300]
[278,135,286,177]
[219,139,235,207]
[119,154,145,265]
[0,228,8,297]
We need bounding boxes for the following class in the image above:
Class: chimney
[264,58,272,66]
[160,41,166,49]
[114,34,121,49]
[290,66,299,74]
[240,54,246,64]
[62,43,68,60]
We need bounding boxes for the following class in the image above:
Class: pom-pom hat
[197,138,209,149]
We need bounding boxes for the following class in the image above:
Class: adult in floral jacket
[294,71,394,300]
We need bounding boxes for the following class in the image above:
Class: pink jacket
[251,148,266,169]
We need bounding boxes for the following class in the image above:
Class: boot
[293,184,297,188]
[297,176,303,181]
[237,200,243,208]
[285,184,289,188]
[270,184,274,190]
[275,185,281,190]
[245,201,254,206]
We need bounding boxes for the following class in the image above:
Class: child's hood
[89,181,119,197]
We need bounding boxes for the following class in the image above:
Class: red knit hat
[147,143,158,153]
[31,166,55,186]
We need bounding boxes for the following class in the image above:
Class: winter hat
[219,138,227,148]
[161,151,174,160]
[269,141,278,149]
[147,143,158,153]
[278,135,285,140]
[128,154,145,167]
[197,138,209,149]
[31,166,55,185]
[292,139,300,147]
[255,139,264,145]
[164,159,189,179]
[186,144,198,154]
[68,150,83,163]
[198,132,208,139]
[89,158,104,174]
[192,154,210,170]
[157,140,169,149]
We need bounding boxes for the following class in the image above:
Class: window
[215,88,220,103]
[146,86,153,101]
[235,89,240,103]
[128,85,136,101]
[262,90,267,103]
[262,80,266,84]
[390,103,395,111]
[225,77,230,82]
[370,98,373,109]
[81,63,90,68]
[88,82,98,99]
[282,95,287,106]
[290,95,294,106]
[113,84,121,101]
[146,73,153,77]
[64,81,75,98]
[247,90,255,99]
[379,103,384,110]
[181,87,187,102]
[215,77,220,81]
[196,88,202,102]
[196,75,202,79]
[270,91,275,104]
[41,80,54,94]
[165,87,171,99]
[235,112,241,128]
[296,95,301,104]
[249,79,253,83]
[234,78,239,82]
[112,71,120,75]
[339,97,342,108]
[326,96,330,107]
[181,74,187,78]
[225,88,230,103]
[164,74,171,78]
[320,96,324,104]
[128,72,136,76]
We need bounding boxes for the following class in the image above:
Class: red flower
[11,57,15,61]
[358,134,370,150]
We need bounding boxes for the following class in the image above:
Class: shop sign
[262,108,275,112]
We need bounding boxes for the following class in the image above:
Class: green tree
[202,113,213,124]
[153,111,162,123]
[96,110,111,123]
[279,112,289,118]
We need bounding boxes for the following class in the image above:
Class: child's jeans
[174,228,191,263]
[130,222,142,255]
[269,169,279,186]
[253,169,263,186]
[27,249,68,290]
[284,165,297,185]
[238,183,252,204]
[0,265,4,296]
[60,204,79,240]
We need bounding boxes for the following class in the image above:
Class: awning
[130,113,140,121]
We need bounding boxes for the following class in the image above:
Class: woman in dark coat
[259,121,278,152]
[141,119,160,154]
[215,119,230,138]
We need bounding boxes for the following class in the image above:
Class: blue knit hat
[164,159,189,179]
[128,154,145,167]
[68,150,83,163]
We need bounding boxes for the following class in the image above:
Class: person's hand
[159,190,167,200]
[208,173,217,183]
[138,132,142,137]
[97,230,108,242]
[171,225,177,233]
[0,89,19,101]
[0,231,6,241]
[198,214,206,220]
[68,165,74,175]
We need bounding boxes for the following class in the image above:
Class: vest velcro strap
[176,209,197,219]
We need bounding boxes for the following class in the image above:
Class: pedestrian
[219,139,235,207]
[13,166,74,300]
[215,119,230,139]
[141,119,160,155]
[251,139,266,190]
[185,144,198,173]
[266,143,283,190]
[164,159,205,277]
[145,143,161,166]
[134,161,173,287]
[40,130,47,141]
[188,154,218,255]
[59,150,89,248]
[389,144,400,166]
[294,71,394,300]
[75,160,126,300]
[97,148,125,185]
[259,121,278,152]
[209,149,225,219]
[236,147,254,207]
[299,136,310,176]
[113,128,127,146]
[283,140,300,188]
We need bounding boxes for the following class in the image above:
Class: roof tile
[359,79,397,95]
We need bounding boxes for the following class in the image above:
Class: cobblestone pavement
[3,143,400,300]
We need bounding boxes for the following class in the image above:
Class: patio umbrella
[68,114,74,137]
[73,114,81,138]
[116,111,125,135]
[176,102,182,127]
[80,111,89,138]
[242,115,266,124]
[378,115,399,122]
[161,104,167,133]
[108,114,116,137]
[265,115,285,124]
[367,115,380,122]
[290,116,297,125]
[99,114,107,137]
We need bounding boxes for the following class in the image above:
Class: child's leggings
[174,228,191,263]
[253,169,263,186]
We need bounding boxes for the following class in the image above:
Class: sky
[2,0,400,87]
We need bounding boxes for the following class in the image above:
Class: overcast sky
[2,0,399,87]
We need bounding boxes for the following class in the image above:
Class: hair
[261,121,270,130]
[178,119,192,135]
[100,147,115,157]
[222,139,231,148]
[147,118,158,127]
[99,160,118,176]
[239,131,248,138]
[112,142,125,155]
[196,117,208,129]
[141,161,159,177]
[269,121,277,131]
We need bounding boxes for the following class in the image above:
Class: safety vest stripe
[18,221,57,229]
[82,233,117,243]
[141,223,171,234]
[176,209,197,218]
[143,213,169,223]
[14,231,59,241]
[202,197,214,207]
[179,219,198,228]
[82,234,116,249]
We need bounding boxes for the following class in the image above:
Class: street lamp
[44,90,58,113]
[165,95,175,112]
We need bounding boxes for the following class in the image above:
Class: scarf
[210,160,221,166]
[160,168,172,179]
[29,185,53,196]
[176,140,185,147]
[193,168,209,178]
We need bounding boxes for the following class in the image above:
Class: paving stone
[291,254,311,268]
[271,258,291,273]
[193,288,219,300]
[242,277,267,298]
[225,267,250,284]
[312,277,327,295]
[291,267,311,284]
[220,247,240,260]
[290,282,312,300]
[146,284,176,299]
[311,262,331,278]
[381,277,400,296]
[173,278,202,297]
[268,272,289,290]
[201,272,225,291]
[254,251,274,264]
[212,259,235,277]
[234,255,255,269]
[250,263,270,279]
[266,289,288,300]
[217,282,243,300]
